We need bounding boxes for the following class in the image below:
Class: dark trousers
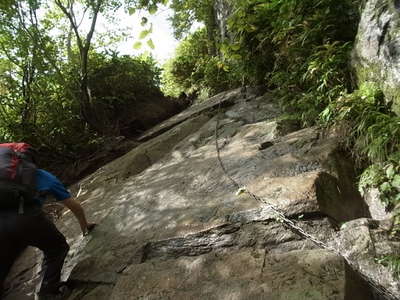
[0,212,69,297]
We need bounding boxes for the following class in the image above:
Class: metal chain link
[214,94,399,300]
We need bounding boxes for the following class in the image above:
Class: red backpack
[0,143,38,211]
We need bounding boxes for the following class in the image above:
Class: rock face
[352,0,400,114]
[364,188,393,220]
[4,88,400,299]
[337,218,400,299]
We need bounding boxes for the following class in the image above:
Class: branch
[84,0,104,51]
[77,6,89,28]
[0,43,21,67]
[69,0,81,29]
[54,0,84,52]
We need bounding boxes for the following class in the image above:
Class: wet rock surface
[4,89,399,299]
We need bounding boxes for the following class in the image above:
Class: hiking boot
[35,283,71,300]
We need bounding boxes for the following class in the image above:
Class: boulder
[337,218,400,298]
[364,188,393,220]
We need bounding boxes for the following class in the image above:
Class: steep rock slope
[4,88,400,300]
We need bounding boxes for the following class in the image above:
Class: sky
[97,6,181,64]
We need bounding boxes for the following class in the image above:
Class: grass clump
[321,83,399,163]
[321,83,400,218]
[376,255,400,278]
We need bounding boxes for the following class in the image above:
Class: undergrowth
[320,83,400,221]
[321,83,398,163]
[376,255,400,279]
[224,0,360,126]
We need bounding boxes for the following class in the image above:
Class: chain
[214,93,399,300]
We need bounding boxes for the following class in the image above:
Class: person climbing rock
[0,143,96,300]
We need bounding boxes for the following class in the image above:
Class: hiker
[0,143,96,300]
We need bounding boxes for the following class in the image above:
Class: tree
[53,0,110,133]
[0,0,175,173]
[0,0,65,141]
[53,0,170,134]
[169,0,218,56]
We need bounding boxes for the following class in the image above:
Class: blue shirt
[35,169,71,206]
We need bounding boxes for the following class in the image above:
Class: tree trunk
[55,0,107,134]
[205,0,218,57]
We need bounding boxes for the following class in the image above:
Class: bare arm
[62,197,95,235]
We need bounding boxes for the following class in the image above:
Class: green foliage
[161,29,207,97]
[321,82,400,214]
[89,53,162,102]
[161,28,241,98]
[321,83,399,163]
[0,50,163,161]
[169,0,215,39]
[165,0,361,106]
[359,161,400,209]
[0,0,170,172]
[73,52,163,135]
[0,0,84,154]
[376,255,400,278]
[161,59,183,98]
[224,0,361,125]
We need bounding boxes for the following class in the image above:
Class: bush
[165,0,361,107]
[87,53,164,134]
[0,52,165,167]
[162,28,242,99]
[225,0,360,124]
[321,83,398,163]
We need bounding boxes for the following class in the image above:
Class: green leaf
[127,7,136,15]
[380,182,392,193]
[147,39,155,49]
[133,41,142,49]
[139,30,150,39]
[231,44,241,51]
[392,175,400,189]
[231,54,242,60]
[255,3,269,11]
[148,5,157,15]
[395,193,400,200]
[386,165,396,179]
